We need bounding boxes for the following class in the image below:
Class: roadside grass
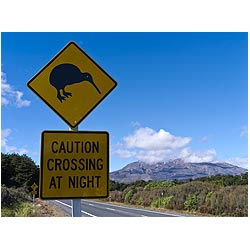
[1,199,69,217]
[2,202,35,217]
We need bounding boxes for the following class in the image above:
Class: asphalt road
[50,199,183,217]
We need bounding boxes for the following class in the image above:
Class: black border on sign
[40,130,109,200]
[27,41,117,128]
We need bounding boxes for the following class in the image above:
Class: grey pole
[72,199,81,217]
[70,126,81,217]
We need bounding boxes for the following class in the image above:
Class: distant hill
[110,159,247,183]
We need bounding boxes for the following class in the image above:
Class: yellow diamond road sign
[31,183,38,191]
[27,41,117,128]
[40,130,109,199]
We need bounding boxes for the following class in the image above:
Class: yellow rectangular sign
[40,131,109,199]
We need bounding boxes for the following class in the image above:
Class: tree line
[1,153,39,189]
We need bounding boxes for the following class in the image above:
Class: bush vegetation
[109,173,248,216]
[1,153,39,217]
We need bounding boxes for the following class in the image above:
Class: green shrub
[151,196,174,208]
[1,185,31,208]
[207,186,248,216]
[124,190,134,203]
[14,202,36,217]
[184,194,198,211]
[205,191,213,202]
[1,207,15,217]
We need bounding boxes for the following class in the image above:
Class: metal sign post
[70,126,81,217]
[72,199,81,217]
[31,183,38,202]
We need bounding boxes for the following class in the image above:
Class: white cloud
[114,149,136,158]
[1,128,28,155]
[113,126,248,167]
[15,90,31,108]
[124,127,191,150]
[179,147,217,163]
[240,126,247,137]
[1,128,17,152]
[136,149,173,163]
[1,71,31,108]
[130,121,141,127]
[201,136,208,143]
[227,157,248,169]
[114,127,196,163]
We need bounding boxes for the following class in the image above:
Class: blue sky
[1,32,248,171]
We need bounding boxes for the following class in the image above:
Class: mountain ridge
[110,159,247,183]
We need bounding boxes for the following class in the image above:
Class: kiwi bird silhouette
[49,63,101,103]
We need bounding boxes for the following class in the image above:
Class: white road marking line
[106,207,116,211]
[81,210,97,217]
[55,200,96,217]
[55,200,71,208]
